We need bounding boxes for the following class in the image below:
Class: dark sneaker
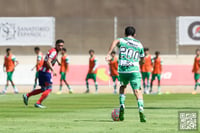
[85,90,89,93]
[119,105,124,121]
[139,111,146,122]
[23,94,28,106]
[34,103,46,109]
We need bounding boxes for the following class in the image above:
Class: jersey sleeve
[49,51,57,59]
[93,57,98,70]
[11,55,16,61]
[37,55,42,61]
[65,57,69,64]
[139,44,145,58]
[117,38,121,48]
[161,59,163,65]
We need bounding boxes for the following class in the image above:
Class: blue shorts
[39,71,52,91]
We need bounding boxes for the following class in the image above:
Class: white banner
[177,16,200,45]
[0,17,55,46]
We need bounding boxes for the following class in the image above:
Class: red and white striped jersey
[39,48,58,73]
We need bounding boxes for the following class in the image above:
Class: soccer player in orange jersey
[2,48,19,94]
[85,49,98,93]
[140,48,152,94]
[192,48,200,94]
[150,51,163,94]
[57,48,72,94]
[108,51,119,94]
[31,47,44,90]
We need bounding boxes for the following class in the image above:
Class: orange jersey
[192,55,200,73]
[152,57,162,74]
[88,56,98,74]
[36,52,44,71]
[60,55,69,72]
[109,57,119,76]
[4,54,16,72]
[140,55,152,72]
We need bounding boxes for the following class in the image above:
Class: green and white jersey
[117,37,144,73]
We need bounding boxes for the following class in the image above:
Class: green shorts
[151,74,161,81]
[119,72,141,90]
[60,72,66,80]
[7,71,14,81]
[194,73,200,80]
[35,71,39,78]
[86,73,96,81]
[141,72,151,81]
[112,75,120,82]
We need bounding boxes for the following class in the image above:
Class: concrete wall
[0,0,200,55]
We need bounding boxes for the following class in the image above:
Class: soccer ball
[111,108,120,121]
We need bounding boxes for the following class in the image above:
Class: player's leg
[2,73,9,94]
[35,72,53,108]
[118,73,128,121]
[157,74,161,94]
[62,73,72,93]
[146,72,151,93]
[33,72,39,90]
[130,73,146,122]
[93,74,98,93]
[85,74,90,93]
[193,73,199,94]
[58,72,64,94]
[112,76,117,94]
[9,71,18,93]
[35,88,52,108]
[150,74,155,93]
[141,72,146,90]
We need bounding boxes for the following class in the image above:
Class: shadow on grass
[73,119,114,123]
[126,107,200,110]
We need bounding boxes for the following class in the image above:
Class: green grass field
[0,93,199,133]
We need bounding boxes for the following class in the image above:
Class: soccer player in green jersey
[106,26,146,122]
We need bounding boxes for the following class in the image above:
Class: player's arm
[47,58,57,76]
[161,59,163,72]
[139,46,145,65]
[31,55,41,71]
[106,39,120,61]
[139,57,145,65]
[92,59,98,72]
[56,59,61,66]
[3,57,6,72]
[12,56,19,67]
[65,57,69,73]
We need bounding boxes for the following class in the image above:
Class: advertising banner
[177,16,200,45]
[0,17,55,46]
[0,65,194,86]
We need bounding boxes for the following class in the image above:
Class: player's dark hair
[111,51,116,55]
[144,48,149,52]
[34,47,40,51]
[155,51,160,55]
[62,48,67,52]
[89,49,94,53]
[125,26,136,36]
[6,48,11,52]
[196,48,200,52]
[56,39,64,45]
